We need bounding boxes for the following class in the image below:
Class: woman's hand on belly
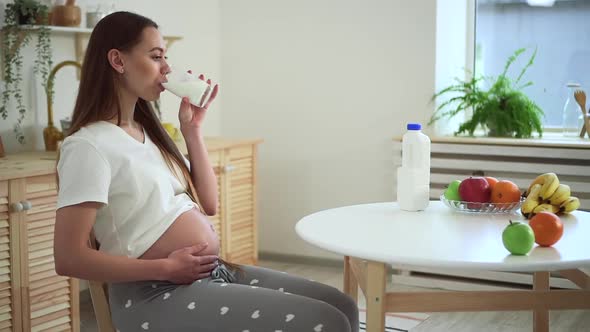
[164,244,219,284]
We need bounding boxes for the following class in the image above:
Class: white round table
[295,201,590,332]
[296,201,590,272]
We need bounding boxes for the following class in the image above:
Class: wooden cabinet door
[23,175,79,332]
[225,145,258,265]
[0,180,22,332]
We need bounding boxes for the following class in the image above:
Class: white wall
[219,0,437,259]
[2,0,447,261]
[0,0,222,153]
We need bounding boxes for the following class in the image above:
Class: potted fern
[1,0,52,144]
[428,48,544,138]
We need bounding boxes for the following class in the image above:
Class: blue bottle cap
[407,123,422,130]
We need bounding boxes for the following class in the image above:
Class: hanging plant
[1,0,53,144]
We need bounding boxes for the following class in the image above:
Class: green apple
[502,220,535,255]
[444,180,462,201]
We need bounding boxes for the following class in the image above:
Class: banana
[539,173,560,200]
[560,196,580,213]
[525,176,544,196]
[526,173,560,200]
[548,184,571,205]
[532,203,560,214]
[521,183,542,218]
[526,173,550,195]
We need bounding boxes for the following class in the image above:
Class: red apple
[459,177,491,207]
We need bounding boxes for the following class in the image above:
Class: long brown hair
[63,11,199,208]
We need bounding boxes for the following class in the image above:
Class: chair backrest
[87,231,116,332]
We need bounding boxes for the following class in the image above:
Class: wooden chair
[87,231,116,332]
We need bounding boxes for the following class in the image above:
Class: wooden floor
[79,259,590,331]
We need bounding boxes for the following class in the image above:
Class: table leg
[533,272,550,332]
[559,269,590,289]
[343,256,358,304]
[366,260,386,332]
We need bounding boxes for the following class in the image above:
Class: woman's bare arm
[178,82,220,216]
[54,202,171,282]
[54,202,218,285]
[184,130,218,216]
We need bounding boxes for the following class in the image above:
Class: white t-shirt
[56,121,198,258]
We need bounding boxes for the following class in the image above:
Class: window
[474,0,590,129]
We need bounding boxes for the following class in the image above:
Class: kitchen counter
[0,137,263,181]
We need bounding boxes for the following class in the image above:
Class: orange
[485,176,499,190]
[490,180,521,203]
[529,212,563,247]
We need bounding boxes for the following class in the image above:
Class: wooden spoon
[574,90,588,138]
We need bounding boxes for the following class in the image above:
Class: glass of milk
[162,68,212,108]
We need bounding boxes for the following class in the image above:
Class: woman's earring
[120,69,124,74]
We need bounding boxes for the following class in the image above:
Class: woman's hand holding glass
[178,74,219,134]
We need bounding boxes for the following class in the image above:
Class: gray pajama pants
[108,264,359,332]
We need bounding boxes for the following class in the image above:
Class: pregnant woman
[53,11,358,332]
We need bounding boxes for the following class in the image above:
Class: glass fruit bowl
[440,194,524,214]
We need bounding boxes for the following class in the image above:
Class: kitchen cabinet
[178,138,263,265]
[0,152,79,332]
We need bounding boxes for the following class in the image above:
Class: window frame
[435,0,573,138]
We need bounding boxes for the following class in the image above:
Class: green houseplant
[428,48,544,138]
[1,0,52,144]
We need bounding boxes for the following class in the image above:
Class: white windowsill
[430,133,590,148]
[394,132,589,148]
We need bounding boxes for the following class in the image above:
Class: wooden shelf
[14,24,181,38]
[21,25,94,34]
[0,24,182,79]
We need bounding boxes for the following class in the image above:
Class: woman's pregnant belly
[139,208,220,260]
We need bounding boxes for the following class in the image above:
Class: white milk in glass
[163,70,212,107]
